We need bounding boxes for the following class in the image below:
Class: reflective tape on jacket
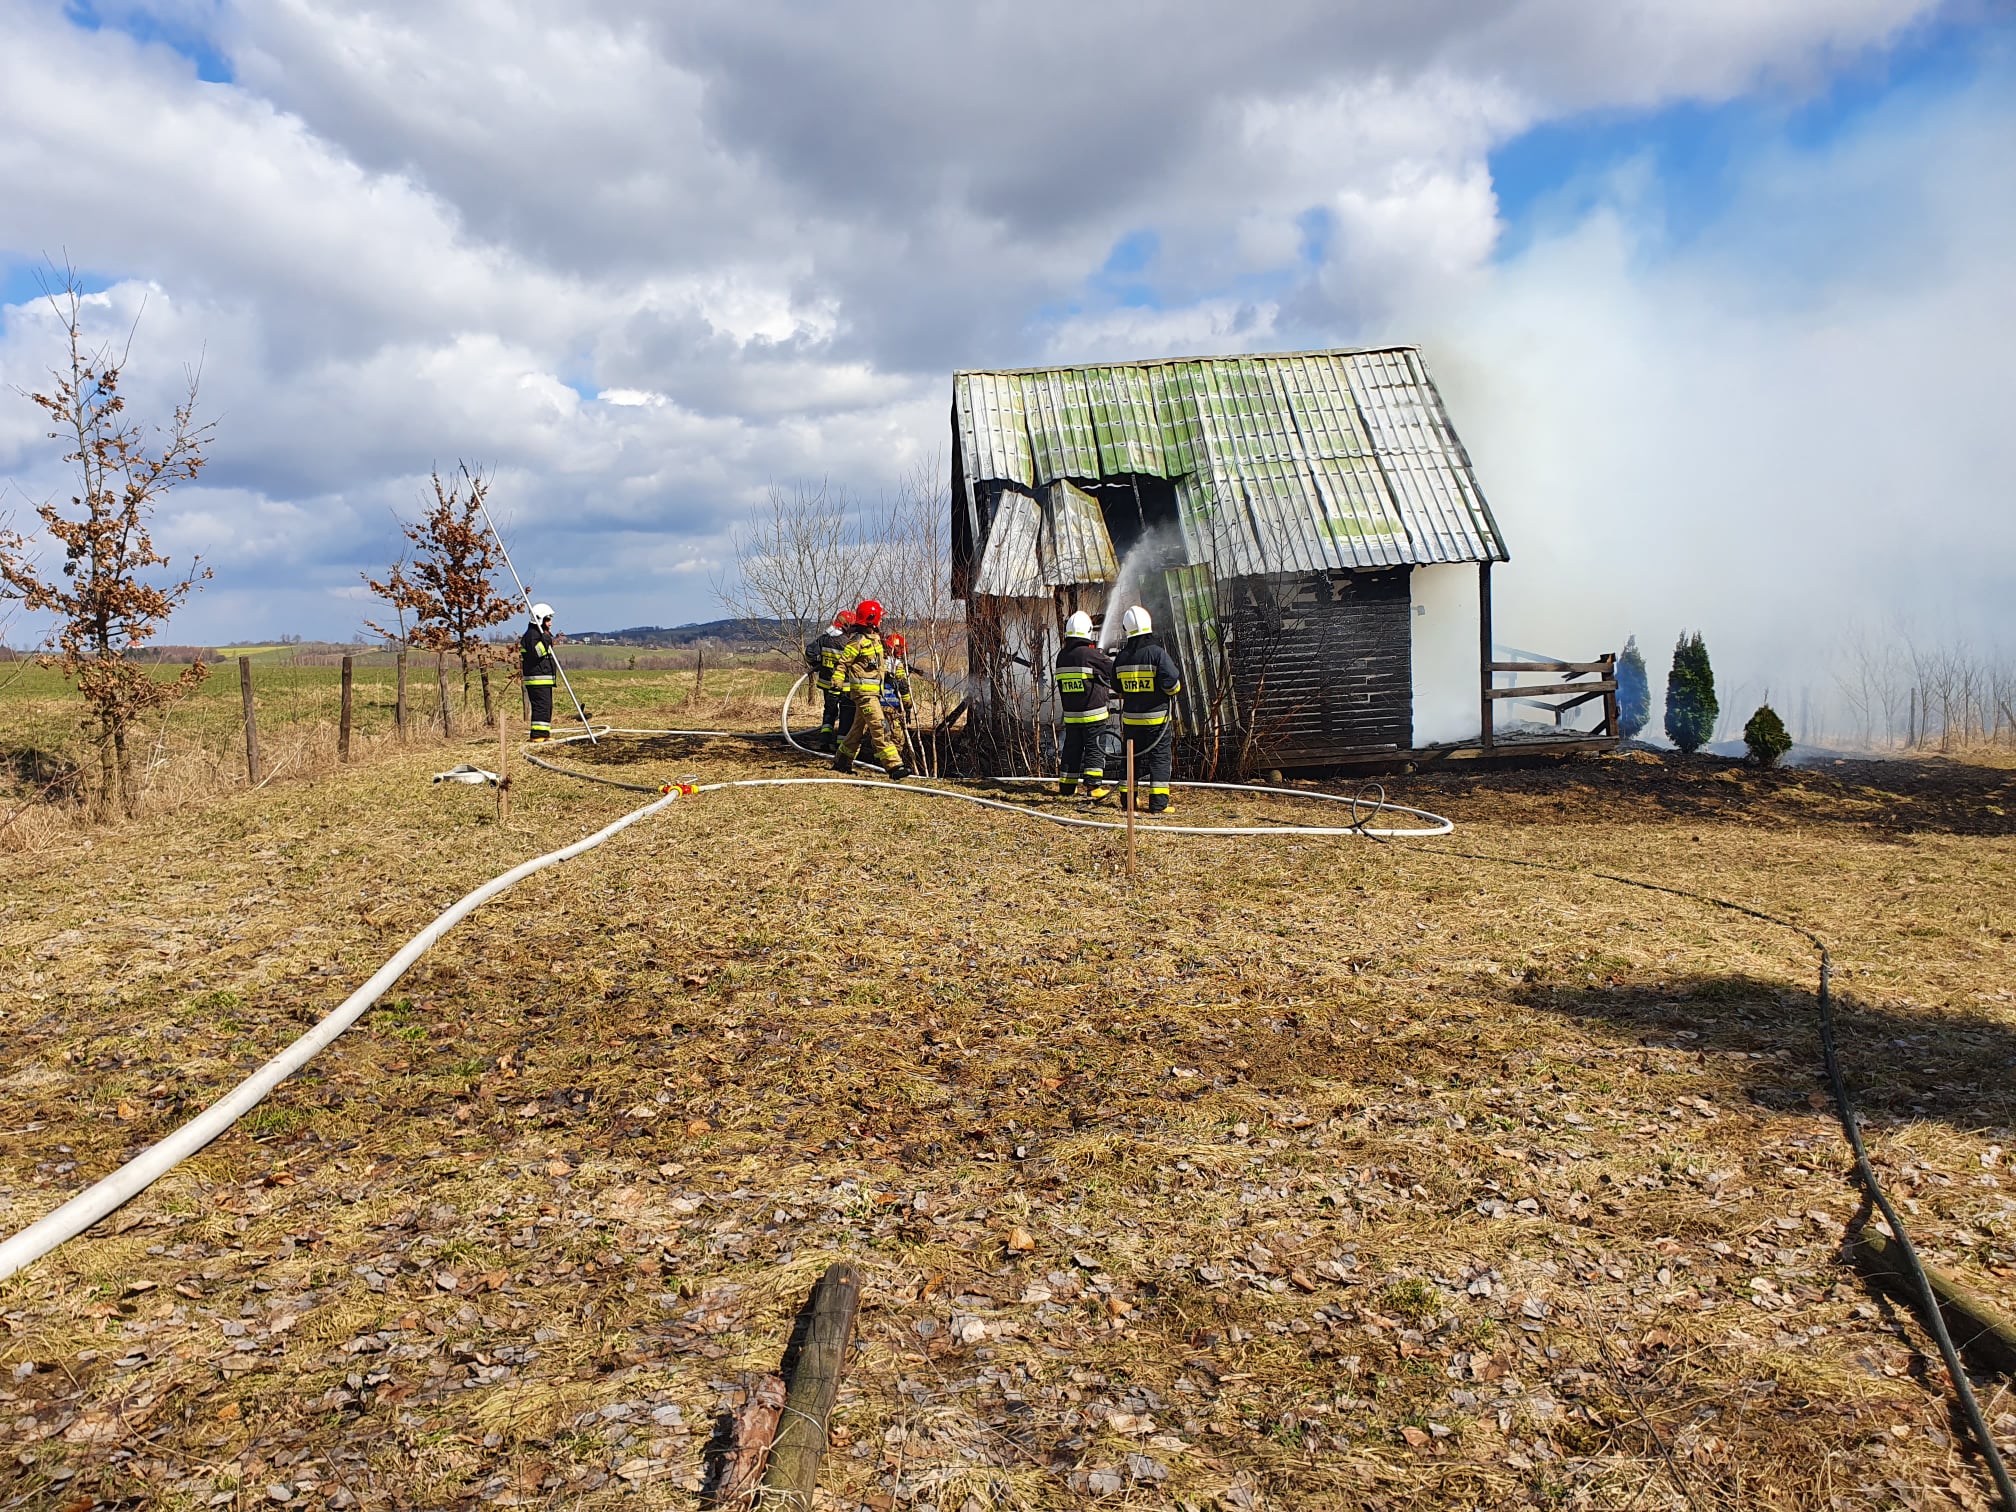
[525,676,555,687]
[1062,709,1112,725]
[1121,711,1170,726]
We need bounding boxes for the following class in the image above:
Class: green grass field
[1,655,804,762]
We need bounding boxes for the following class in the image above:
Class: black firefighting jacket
[808,625,847,692]
[520,623,556,686]
[1115,633,1182,728]
[1053,638,1117,724]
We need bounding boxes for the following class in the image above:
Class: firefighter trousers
[1058,714,1117,794]
[527,680,555,741]
[819,688,851,745]
[1123,721,1173,811]
[837,690,901,766]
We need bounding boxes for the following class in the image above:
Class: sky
[1,0,2011,728]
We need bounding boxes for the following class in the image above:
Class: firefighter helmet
[836,609,856,630]
[885,632,906,654]
[854,599,883,629]
[1121,605,1153,638]
[1063,610,1094,640]
[530,602,555,623]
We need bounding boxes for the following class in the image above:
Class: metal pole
[1125,737,1137,885]
[472,494,596,744]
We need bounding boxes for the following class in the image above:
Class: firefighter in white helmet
[1052,609,1118,799]
[520,603,558,742]
[1113,604,1183,813]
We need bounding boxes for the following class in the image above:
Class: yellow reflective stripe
[1122,712,1169,725]
[1062,710,1110,724]
[525,676,555,686]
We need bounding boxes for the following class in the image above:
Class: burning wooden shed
[950,345,1617,771]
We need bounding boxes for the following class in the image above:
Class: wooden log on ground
[1852,1227,2016,1376]
[760,1261,862,1509]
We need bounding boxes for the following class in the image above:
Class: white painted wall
[1411,564,1482,746]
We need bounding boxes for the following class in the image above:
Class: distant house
[950,345,1615,770]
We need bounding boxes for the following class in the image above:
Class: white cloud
[0,0,1984,655]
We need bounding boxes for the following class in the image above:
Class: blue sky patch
[1483,11,1999,258]
[1487,12,2006,259]
[64,0,234,84]
[0,259,118,313]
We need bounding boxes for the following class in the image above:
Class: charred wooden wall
[1227,569,1412,762]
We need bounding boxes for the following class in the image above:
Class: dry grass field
[2,697,2013,1510]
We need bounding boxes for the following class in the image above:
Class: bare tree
[714,480,876,659]
[0,270,213,817]
[372,466,515,722]
[863,457,963,771]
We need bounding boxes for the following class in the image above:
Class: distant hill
[568,618,790,647]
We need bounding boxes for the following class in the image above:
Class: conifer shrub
[1744,704,1793,767]
[1663,632,1718,754]
[1616,635,1650,739]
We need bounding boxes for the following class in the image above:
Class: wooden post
[338,655,354,761]
[760,1261,862,1509]
[496,696,510,823]
[693,643,705,703]
[239,656,262,786]
[437,661,454,738]
[1478,561,1495,750]
[394,650,408,738]
[1125,738,1137,885]
[1600,653,1619,742]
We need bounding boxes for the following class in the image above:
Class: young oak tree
[0,272,213,817]
[367,466,515,723]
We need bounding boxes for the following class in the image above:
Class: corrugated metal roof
[951,346,1507,575]
[971,489,1045,599]
[1039,480,1119,586]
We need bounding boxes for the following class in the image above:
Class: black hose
[1429,843,2014,1511]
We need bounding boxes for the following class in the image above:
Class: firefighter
[1053,610,1117,800]
[807,611,852,752]
[881,631,915,766]
[520,602,558,742]
[1114,604,1183,814]
[832,600,908,780]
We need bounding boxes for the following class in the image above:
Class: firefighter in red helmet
[832,600,907,780]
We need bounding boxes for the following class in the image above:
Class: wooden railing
[1481,654,1618,748]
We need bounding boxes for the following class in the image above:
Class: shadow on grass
[1513,972,2016,1132]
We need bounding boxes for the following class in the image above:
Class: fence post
[497,694,511,823]
[338,655,354,761]
[1601,653,1619,742]
[1125,738,1137,885]
[1478,561,1495,750]
[239,655,261,786]
[437,661,454,738]
[395,650,408,738]
[694,643,705,703]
